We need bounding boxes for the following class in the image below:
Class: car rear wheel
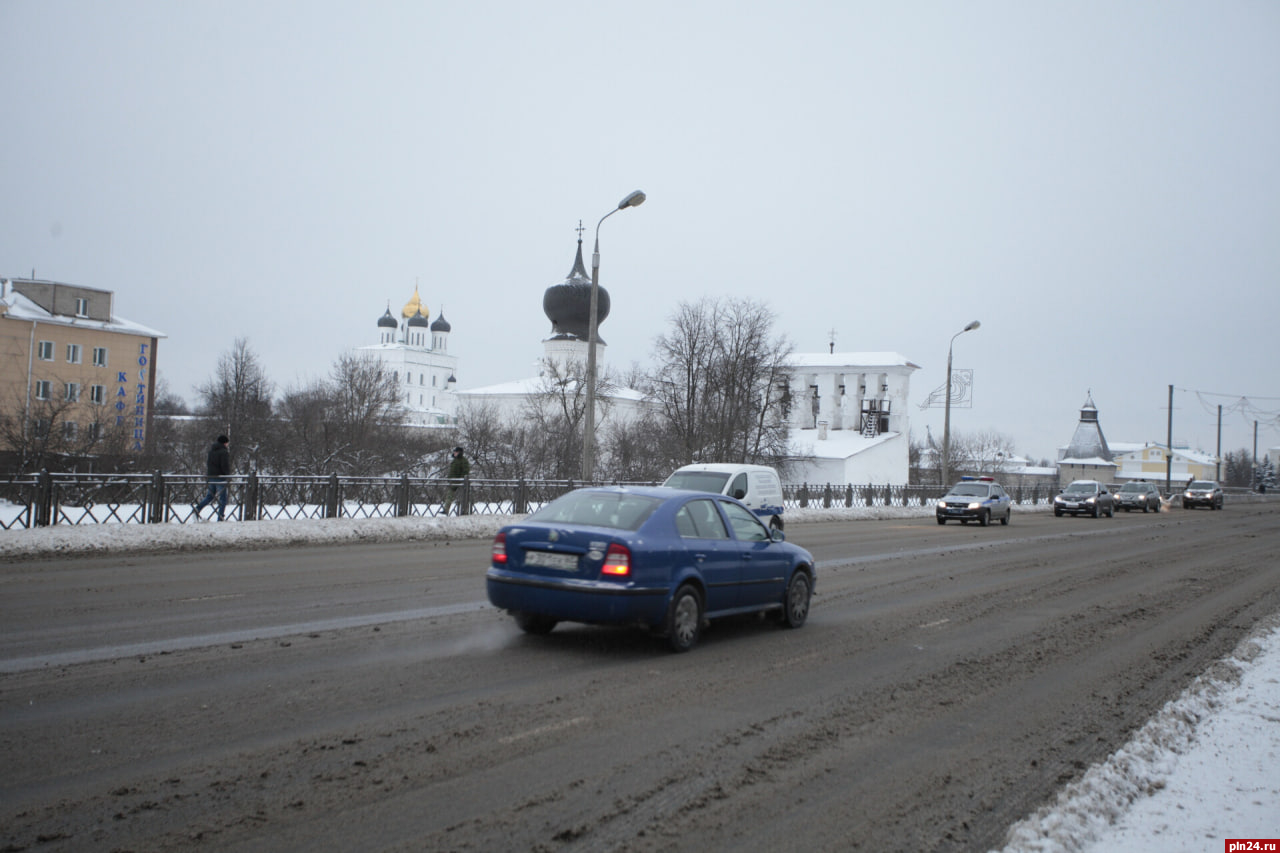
[1001,508,1010,525]
[513,611,557,635]
[666,584,703,653]
[780,571,811,629]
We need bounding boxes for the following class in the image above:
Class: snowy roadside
[997,615,1280,852]
[0,503,955,559]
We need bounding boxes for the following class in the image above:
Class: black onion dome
[377,307,397,328]
[430,312,451,332]
[542,237,609,342]
[407,310,429,327]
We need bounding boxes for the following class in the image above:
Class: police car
[936,476,1012,526]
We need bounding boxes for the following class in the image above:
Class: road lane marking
[499,716,590,745]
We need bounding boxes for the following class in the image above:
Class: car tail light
[601,543,631,577]
[491,532,508,565]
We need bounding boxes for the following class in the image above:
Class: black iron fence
[0,471,1264,531]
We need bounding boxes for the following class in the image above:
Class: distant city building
[784,352,919,485]
[1109,442,1219,484]
[356,284,458,427]
[0,277,164,460]
[1055,393,1220,486]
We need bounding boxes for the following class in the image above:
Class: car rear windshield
[528,492,663,531]
[663,471,732,492]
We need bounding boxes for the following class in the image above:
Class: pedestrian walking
[194,435,232,521]
[442,446,470,515]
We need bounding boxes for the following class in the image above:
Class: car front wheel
[780,571,811,629]
[666,584,704,653]
[1001,508,1010,525]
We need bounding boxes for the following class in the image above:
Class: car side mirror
[732,489,746,500]
[770,529,786,542]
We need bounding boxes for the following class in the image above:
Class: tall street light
[581,189,646,482]
[941,320,980,488]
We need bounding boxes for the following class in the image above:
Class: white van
[661,463,786,529]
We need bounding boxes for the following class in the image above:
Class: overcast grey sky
[3,1,1278,462]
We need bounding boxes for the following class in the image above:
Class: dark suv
[1182,481,1224,510]
[1115,482,1162,513]
[1053,480,1115,518]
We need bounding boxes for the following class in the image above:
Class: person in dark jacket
[194,435,232,521]
[442,446,470,515]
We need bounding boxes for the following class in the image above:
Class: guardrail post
[149,470,165,523]
[35,469,52,527]
[515,478,527,515]
[245,471,259,521]
[325,473,340,519]
[822,483,832,509]
[397,474,410,518]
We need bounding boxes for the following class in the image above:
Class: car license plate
[524,550,578,571]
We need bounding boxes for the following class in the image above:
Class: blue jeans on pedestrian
[195,477,229,520]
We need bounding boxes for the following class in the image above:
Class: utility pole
[1165,384,1173,492]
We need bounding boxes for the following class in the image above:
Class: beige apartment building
[0,277,164,466]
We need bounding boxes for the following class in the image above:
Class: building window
[65,382,80,402]
[63,421,78,440]
[34,380,51,400]
[37,340,54,361]
[33,418,50,438]
[93,347,108,367]
[90,384,106,404]
[66,343,82,364]
[88,422,103,441]
[75,298,89,317]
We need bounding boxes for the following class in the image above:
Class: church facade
[356,285,458,427]
[783,352,919,485]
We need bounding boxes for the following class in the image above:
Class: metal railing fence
[0,471,1265,530]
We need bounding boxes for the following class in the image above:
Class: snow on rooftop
[1,288,165,338]
[787,351,918,369]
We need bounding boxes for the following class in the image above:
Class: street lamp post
[941,320,980,487]
[581,190,646,482]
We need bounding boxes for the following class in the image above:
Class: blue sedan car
[486,486,816,652]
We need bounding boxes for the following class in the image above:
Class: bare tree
[195,338,275,471]
[266,353,438,476]
[647,297,793,467]
[945,429,1020,477]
